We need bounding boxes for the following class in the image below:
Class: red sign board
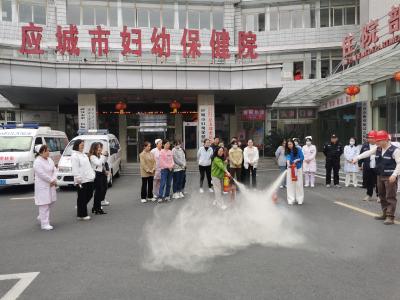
[241,109,265,121]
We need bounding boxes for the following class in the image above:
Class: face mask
[233,145,238,149]
[306,141,311,146]
[350,141,355,145]
[176,145,181,149]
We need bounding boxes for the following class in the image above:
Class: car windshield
[0,136,33,152]
[63,139,108,156]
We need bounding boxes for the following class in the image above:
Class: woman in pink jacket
[158,140,174,202]
[33,145,57,230]
[302,136,317,187]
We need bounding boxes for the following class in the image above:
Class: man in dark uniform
[323,134,343,188]
[358,130,379,202]
[354,130,400,225]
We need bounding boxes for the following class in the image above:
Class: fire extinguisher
[290,163,298,182]
[223,172,230,193]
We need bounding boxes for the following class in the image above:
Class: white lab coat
[302,144,317,173]
[344,145,359,173]
[33,156,57,206]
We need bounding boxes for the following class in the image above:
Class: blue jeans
[173,170,185,193]
[159,169,173,198]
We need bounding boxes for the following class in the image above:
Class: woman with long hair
[172,140,186,199]
[285,139,304,205]
[33,145,57,230]
[158,140,174,202]
[71,139,95,220]
[211,147,231,210]
[89,142,108,214]
[197,138,214,193]
[139,141,156,203]
[275,139,287,188]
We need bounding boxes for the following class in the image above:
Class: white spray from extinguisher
[142,170,304,273]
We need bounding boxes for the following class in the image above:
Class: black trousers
[365,168,378,197]
[93,172,107,211]
[245,166,257,188]
[141,176,154,199]
[326,159,340,185]
[199,165,212,188]
[77,182,94,218]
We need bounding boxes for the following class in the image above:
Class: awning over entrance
[273,46,400,107]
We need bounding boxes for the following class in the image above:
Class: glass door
[127,127,138,162]
[183,121,198,160]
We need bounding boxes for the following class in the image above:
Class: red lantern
[394,72,400,81]
[345,85,360,100]
[115,101,127,114]
[170,100,181,114]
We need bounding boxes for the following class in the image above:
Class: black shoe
[94,209,107,215]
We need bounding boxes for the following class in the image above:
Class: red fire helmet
[375,130,389,142]
[367,130,377,139]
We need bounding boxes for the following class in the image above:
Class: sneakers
[326,184,330,188]
[279,185,284,189]
[165,196,171,202]
[304,184,310,188]
[311,185,315,188]
[199,188,204,193]
[220,204,228,210]
[141,199,147,203]
[208,188,214,193]
[148,197,157,202]
[77,216,91,221]
[157,198,164,203]
[101,200,110,206]
[363,196,372,201]
[383,217,395,225]
[376,197,381,203]
[172,193,180,199]
[179,192,184,198]
[41,224,53,231]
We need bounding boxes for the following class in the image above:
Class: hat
[375,130,389,142]
[367,130,377,138]
[154,139,162,145]
[305,136,312,141]
[331,134,337,138]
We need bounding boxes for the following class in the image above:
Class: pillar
[77,93,97,130]
[198,94,215,144]
[174,113,183,141]
[118,114,127,162]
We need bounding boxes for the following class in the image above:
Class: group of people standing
[33,139,110,230]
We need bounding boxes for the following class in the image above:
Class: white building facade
[0,0,375,159]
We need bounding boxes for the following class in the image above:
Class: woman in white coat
[344,137,359,187]
[302,136,317,188]
[33,145,57,230]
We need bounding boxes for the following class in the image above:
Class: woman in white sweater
[89,142,109,215]
[197,138,214,193]
[243,139,259,188]
[71,139,95,220]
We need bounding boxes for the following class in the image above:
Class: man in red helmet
[358,130,379,202]
[353,130,400,225]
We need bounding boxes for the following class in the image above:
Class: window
[292,10,303,28]
[320,0,359,27]
[19,1,47,24]
[200,10,210,29]
[149,9,160,27]
[332,8,343,26]
[279,10,290,30]
[0,136,33,152]
[162,8,174,29]
[34,137,43,146]
[179,8,186,29]
[309,5,315,28]
[1,0,12,21]
[188,10,199,29]
[95,6,107,25]
[345,7,355,25]
[258,13,265,31]
[320,8,329,27]
[293,61,304,80]
[137,8,148,27]
[19,2,32,23]
[212,10,223,30]
[67,4,80,24]
[245,14,255,31]
[122,8,136,27]
[270,8,278,31]
[82,6,94,25]
[109,6,118,27]
[45,137,58,152]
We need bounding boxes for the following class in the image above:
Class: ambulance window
[34,137,43,145]
[45,137,58,151]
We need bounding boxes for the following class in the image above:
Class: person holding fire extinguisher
[286,139,304,205]
[211,147,231,210]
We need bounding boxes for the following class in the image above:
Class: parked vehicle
[57,130,122,187]
[0,123,68,186]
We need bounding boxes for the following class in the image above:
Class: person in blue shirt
[285,139,305,205]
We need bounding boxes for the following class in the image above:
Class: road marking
[334,201,400,225]
[10,197,34,201]
[0,272,39,300]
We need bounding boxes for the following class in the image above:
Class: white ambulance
[57,130,122,187]
[0,124,68,186]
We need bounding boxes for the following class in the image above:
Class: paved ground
[0,169,400,300]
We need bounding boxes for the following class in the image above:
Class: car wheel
[108,170,113,187]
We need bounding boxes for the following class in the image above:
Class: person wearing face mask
[353,130,400,225]
[344,137,359,188]
[228,141,243,182]
[302,136,317,188]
